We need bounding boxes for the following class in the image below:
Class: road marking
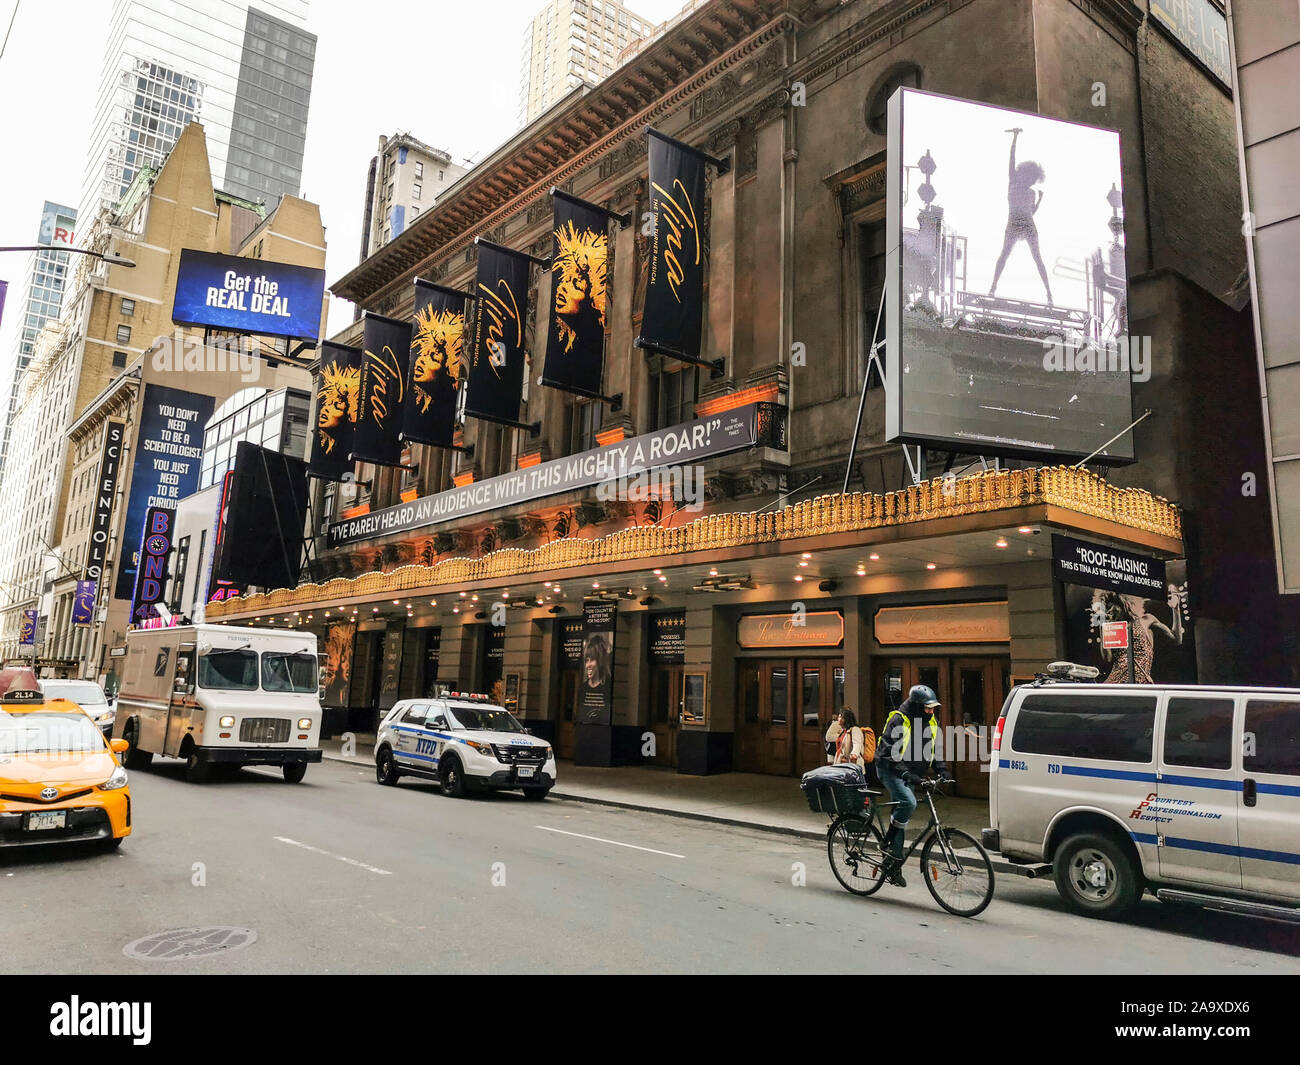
[535,825,684,859]
[274,836,392,875]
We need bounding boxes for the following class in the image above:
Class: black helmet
[907,684,941,712]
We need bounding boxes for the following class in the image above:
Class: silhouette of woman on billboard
[988,128,1053,306]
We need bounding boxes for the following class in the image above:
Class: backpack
[836,726,877,766]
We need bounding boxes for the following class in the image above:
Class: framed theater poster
[681,672,707,726]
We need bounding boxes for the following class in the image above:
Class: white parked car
[374,692,556,800]
[985,667,1300,923]
[41,679,115,739]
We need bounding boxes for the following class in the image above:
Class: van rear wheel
[1054,833,1140,920]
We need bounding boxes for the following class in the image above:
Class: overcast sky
[0,0,683,367]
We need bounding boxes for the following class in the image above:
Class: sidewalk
[320,735,993,844]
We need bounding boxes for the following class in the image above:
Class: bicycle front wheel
[920,827,995,917]
[827,813,887,896]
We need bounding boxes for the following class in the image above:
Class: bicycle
[822,776,995,917]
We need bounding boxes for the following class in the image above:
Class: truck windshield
[446,706,525,732]
[197,649,258,691]
[261,652,317,693]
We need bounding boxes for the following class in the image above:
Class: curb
[324,751,1035,878]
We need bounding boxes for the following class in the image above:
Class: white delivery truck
[113,624,323,783]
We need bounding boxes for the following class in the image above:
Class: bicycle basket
[800,765,869,814]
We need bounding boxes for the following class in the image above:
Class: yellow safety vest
[885,709,939,766]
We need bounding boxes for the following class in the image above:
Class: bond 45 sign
[131,507,174,625]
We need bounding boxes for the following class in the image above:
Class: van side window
[1244,699,1300,777]
[1164,697,1234,770]
[1011,694,1156,763]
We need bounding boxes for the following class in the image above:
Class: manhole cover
[123,926,257,961]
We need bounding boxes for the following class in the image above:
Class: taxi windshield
[0,711,106,755]
[261,652,317,693]
[446,706,525,733]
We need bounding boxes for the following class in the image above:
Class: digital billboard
[171,249,326,342]
[885,89,1135,463]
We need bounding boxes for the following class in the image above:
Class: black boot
[880,825,907,888]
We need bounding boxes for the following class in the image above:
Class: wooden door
[649,665,682,766]
[796,659,841,775]
[949,657,1008,799]
[555,669,578,759]
[734,660,797,775]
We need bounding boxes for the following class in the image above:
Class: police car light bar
[448,691,491,701]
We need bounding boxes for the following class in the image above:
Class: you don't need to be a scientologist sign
[328,403,779,547]
[1051,533,1167,597]
[171,248,326,342]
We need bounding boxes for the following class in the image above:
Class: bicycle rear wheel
[827,813,887,896]
[920,827,995,917]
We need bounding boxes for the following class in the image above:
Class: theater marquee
[737,611,844,649]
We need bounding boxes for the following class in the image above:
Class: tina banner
[321,619,356,708]
[467,241,530,425]
[72,580,97,626]
[579,600,616,725]
[542,191,609,398]
[130,506,174,626]
[308,341,362,481]
[401,280,465,448]
[352,313,412,467]
[636,128,708,362]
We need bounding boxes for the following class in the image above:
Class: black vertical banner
[466,241,529,425]
[579,600,616,725]
[542,191,609,397]
[352,313,411,467]
[308,341,362,480]
[401,280,465,448]
[636,129,708,362]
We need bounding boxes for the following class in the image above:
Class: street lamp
[0,245,137,268]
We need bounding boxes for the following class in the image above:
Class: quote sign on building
[885,88,1135,462]
[171,248,326,342]
[114,386,214,600]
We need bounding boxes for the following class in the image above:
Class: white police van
[374,692,556,800]
[984,665,1300,922]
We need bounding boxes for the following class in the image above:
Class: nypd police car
[374,692,556,800]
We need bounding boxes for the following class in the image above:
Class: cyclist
[876,684,955,887]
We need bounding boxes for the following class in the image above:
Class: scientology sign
[328,402,782,547]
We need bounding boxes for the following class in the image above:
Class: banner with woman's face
[579,601,616,724]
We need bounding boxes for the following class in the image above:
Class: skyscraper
[81,0,315,223]
[518,0,653,126]
[0,202,77,481]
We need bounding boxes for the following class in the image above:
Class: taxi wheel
[375,747,400,786]
[283,763,307,784]
[184,752,211,784]
[440,756,468,799]
[105,836,125,850]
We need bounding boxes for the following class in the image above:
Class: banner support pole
[473,235,550,268]
[643,126,732,174]
[549,187,633,229]
[465,412,542,438]
[636,343,724,378]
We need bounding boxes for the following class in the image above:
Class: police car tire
[375,747,400,786]
[521,787,551,801]
[123,721,152,770]
[1054,832,1140,919]
[283,763,307,784]
[441,756,468,798]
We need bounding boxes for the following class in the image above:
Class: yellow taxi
[0,667,132,849]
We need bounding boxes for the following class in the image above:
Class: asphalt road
[3,757,1297,974]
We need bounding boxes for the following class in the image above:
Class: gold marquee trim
[209,467,1181,618]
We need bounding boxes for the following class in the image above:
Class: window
[569,400,601,453]
[412,182,422,200]
[401,702,430,724]
[261,652,318,693]
[415,161,424,179]
[116,325,132,344]
[1164,697,1234,770]
[1010,694,1157,763]
[120,297,135,317]
[652,366,699,429]
[867,64,921,135]
[112,351,128,368]
[860,219,888,388]
[1244,699,1300,776]
[198,649,259,690]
